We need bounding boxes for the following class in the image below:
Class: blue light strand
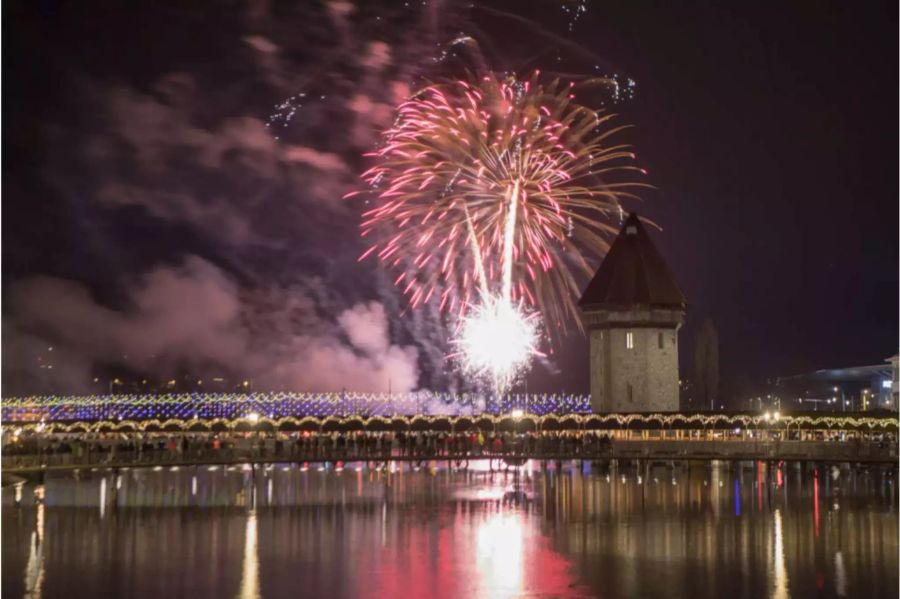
[2,391,591,422]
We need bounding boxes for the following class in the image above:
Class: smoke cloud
[3,257,418,395]
[1,2,518,395]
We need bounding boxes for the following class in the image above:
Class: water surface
[3,460,897,598]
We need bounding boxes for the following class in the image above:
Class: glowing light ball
[454,295,540,394]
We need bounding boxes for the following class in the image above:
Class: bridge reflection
[2,437,896,475]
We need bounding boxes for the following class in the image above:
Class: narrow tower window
[658,332,664,349]
[626,332,634,349]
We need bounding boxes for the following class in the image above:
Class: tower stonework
[579,213,686,413]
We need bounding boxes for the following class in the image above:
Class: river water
[2,460,897,598]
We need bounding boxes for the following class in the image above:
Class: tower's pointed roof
[579,213,686,311]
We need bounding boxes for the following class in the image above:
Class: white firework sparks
[453,294,540,395]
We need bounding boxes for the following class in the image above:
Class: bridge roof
[579,213,686,311]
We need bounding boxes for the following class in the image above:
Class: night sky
[3,0,897,400]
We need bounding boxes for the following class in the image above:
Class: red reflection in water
[757,462,764,511]
[776,463,783,489]
[813,470,820,538]
[354,507,582,599]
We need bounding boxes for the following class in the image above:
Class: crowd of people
[2,430,618,464]
[4,427,895,468]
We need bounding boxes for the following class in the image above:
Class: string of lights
[1,392,591,422]
[1,395,896,433]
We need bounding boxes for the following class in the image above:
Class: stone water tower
[578,213,687,413]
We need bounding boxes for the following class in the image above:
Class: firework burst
[354,70,646,390]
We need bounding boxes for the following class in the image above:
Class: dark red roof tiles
[579,213,686,310]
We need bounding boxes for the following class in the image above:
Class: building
[578,213,687,412]
[775,361,896,412]
[886,354,898,410]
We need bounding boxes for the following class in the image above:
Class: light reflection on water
[476,512,523,597]
[2,460,897,598]
[23,487,44,598]
[773,508,789,599]
[239,510,259,599]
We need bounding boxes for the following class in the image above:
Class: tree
[694,319,719,411]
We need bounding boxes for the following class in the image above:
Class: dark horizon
[3,0,897,401]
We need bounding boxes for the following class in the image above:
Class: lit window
[658,332,664,349]
[626,332,634,349]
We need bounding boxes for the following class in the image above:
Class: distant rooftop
[778,364,892,383]
[579,213,686,311]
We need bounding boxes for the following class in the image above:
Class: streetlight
[833,386,845,412]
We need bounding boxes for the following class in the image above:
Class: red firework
[352,71,647,334]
